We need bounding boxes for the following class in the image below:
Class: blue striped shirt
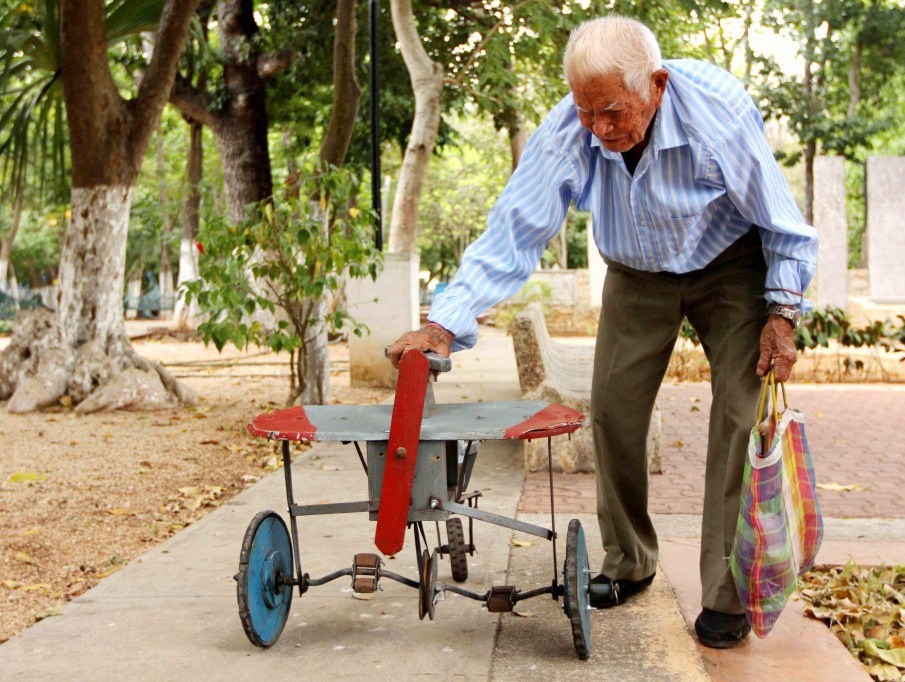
[429,59,818,351]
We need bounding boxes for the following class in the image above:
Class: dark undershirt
[621,113,657,176]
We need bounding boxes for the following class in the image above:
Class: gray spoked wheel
[563,518,591,660]
[446,517,469,582]
[237,511,294,648]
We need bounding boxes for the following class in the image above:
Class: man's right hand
[386,323,454,369]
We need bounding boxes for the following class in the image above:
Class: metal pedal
[352,553,382,593]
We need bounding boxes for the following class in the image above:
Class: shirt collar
[587,86,688,160]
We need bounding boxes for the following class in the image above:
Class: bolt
[395,447,406,459]
[429,498,439,509]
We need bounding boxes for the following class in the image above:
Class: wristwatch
[766,303,801,328]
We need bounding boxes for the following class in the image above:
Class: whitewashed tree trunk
[0,186,197,413]
[387,0,445,254]
[0,240,11,296]
[125,274,142,320]
[7,261,20,301]
[1,194,24,296]
[57,187,133,348]
[171,235,200,328]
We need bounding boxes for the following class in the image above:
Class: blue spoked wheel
[563,518,591,660]
[237,511,294,647]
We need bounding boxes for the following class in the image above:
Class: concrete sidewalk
[0,327,890,680]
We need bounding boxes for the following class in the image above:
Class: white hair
[563,17,662,102]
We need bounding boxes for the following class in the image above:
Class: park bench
[509,303,662,474]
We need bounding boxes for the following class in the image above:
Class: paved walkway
[2,325,897,681]
[522,380,905,519]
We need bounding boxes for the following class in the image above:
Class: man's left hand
[756,315,798,382]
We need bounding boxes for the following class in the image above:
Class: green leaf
[862,640,905,668]
[9,471,47,483]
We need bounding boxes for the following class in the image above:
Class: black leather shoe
[694,608,751,648]
[588,572,655,609]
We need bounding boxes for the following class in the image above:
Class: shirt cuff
[765,258,815,312]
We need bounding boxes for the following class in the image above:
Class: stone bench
[510,303,662,474]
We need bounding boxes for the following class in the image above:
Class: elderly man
[388,16,816,648]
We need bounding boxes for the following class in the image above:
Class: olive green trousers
[591,230,766,614]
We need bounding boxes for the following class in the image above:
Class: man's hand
[756,315,798,382]
[386,323,454,369]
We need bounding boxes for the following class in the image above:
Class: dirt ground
[0,331,392,643]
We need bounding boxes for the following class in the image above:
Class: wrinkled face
[571,70,668,153]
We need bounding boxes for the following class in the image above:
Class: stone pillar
[813,156,848,309]
[346,251,420,387]
[867,157,905,302]
[586,214,606,308]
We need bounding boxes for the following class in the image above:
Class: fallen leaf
[8,472,47,483]
[511,611,534,618]
[199,439,220,445]
[816,482,867,492]
[510,539,536,548]
[34,610,62,622]
[59,395,72,408]
[20,583,51,592]
[22,528,40,536]
[862,639,905,668]
[15,552,34,564]
[96,566,122,579]
[106,509,133,516]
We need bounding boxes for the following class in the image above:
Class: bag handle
[754,370,787,425]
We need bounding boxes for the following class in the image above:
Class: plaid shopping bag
[729,371,824,638]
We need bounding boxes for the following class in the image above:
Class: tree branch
[319,0,361,166]
[257,49,298,81]
[129,0,202,165]
[169,74,219,128]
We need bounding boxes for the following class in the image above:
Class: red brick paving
[520,382,905,518]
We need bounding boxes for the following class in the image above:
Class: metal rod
[368,0,382,250]
[414,523,424,582]
[455,440,473,502]
[289,500,373,516]
[306,568,354,587]
[514,585,559,602]
[353,441,368,474]
[282,440,305,595]
[440,500,554,540]
[436,583,489,602]
[547,437,559,596]
[380,569,420,590]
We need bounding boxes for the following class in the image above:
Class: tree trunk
[156,129,174,319]
[213,0,273,223]
[292,0,364,405]
[319,0,361,168]
[0,0,200,413]
[172,120,204,330]
[0,194,23,295]
[387,0,445,254]
[804,140,815,224]
[508,110,527,172]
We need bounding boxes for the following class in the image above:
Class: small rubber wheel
[563,518,592,660]
[418,549,439,621]
[237,511,294,647]
[446,517,469,582]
